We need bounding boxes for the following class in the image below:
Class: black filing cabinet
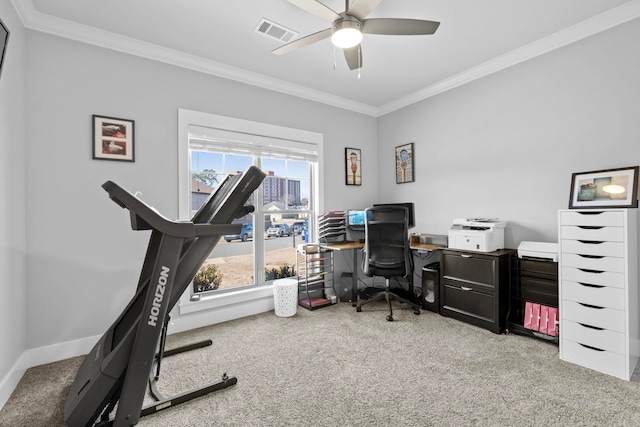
[439,248,514,334]
[506,256,558,340]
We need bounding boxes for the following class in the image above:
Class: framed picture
[92,115,135,162]
[569,166,639,209]
[395,143,414,184]
[345,147,361,186]
[0,17,9,79]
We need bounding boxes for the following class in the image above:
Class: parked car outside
[267,223,292,237]
[292,221,308,235]
[224,223,253,242]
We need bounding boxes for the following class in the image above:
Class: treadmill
[64,166,266,427]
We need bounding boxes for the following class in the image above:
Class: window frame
[177,109,324,315]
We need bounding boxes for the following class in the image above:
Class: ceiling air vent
[255,18,297,43]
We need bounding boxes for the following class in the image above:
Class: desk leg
[352,249,358,307]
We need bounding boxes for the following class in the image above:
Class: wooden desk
[409,243,443,252]
[320,241,443,304]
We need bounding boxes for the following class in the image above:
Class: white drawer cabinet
[561,253,625,273]
[558,209,639,380]
[562,280,625,309]
[560,225,625,242]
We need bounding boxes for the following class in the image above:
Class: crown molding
[10,0,378,117]
[12,0,640,118]
[378,0,640,116]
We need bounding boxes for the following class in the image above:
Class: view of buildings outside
[191,150,311,293]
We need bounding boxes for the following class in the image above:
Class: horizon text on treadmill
[148,266,170,327]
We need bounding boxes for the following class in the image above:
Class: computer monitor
[373,202,415,228]
[347,209,366,230]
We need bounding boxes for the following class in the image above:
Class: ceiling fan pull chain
[357,45,361,80]
[333,45,337,70]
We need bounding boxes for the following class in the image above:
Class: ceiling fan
[272,0,440,70]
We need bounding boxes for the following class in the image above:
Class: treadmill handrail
[102,181,241,238]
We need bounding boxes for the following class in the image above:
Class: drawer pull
[577,240,604,245]
[460,254,472,258]
[577,254,603,259]
[578,282,604,289]
[576,211,605,216]
[578,322,604,331]
[578,226,604,230]
[460,286,473,291]
[579,302,604,309]
[578,268,604,274]
[579,343,605,352]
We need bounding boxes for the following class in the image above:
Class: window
[178,110,323,312]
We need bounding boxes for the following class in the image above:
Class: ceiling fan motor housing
[331,16,363,48]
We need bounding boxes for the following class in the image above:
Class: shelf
[506,321,559,344]
[507,255,558,344]
[297,249,335,311]
[299,298,332,310]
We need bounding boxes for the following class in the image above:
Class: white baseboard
[0,360,25,412]
[1,335,99,411]
[18,335,101,371]
[0,297,274,412]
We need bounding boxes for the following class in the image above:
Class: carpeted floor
[3,301,640,426]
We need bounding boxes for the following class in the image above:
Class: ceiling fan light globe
[331,19,362,48]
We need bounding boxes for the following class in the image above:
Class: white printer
[448,218,506,252]
[517,241,559,262]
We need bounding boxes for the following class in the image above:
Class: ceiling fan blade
[272,28,332,55]
[287,0,341,22]
[362,18,440,35]
[346,0,383,21]
[343,45,362,70]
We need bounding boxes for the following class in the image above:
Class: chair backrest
[361,205,412,278]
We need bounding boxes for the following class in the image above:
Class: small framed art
[345,147,361,186]
[569,166,639,209]
[395,143,414,184]
[92,115,135,162]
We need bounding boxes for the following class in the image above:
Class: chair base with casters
[356,278,421,321]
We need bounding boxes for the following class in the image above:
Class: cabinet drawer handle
[460,254,473,258]
[577,254,603,259]
[460,286,473,291]
[576,211,605,216]
[578,268,604,274]
[578,226,603,230]
[578,322,604,331]
[578,282,604,289]
[579,343,605,352]
[578,240,604,245]
[579,302,604,309]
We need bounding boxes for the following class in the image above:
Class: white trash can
[273,278,298,317]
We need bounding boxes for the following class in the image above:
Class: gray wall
[3,4,640,392]
[24,31,378,349]
[0,1,27,401]
[378,19,640,248]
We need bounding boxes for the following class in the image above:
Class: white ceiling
[13,0,639,115]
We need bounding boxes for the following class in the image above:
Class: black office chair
[356,205,421,321]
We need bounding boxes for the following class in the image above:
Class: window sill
[178,285,275,315]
